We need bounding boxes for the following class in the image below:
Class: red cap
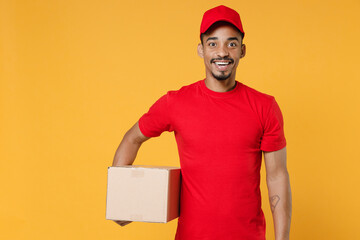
[200,5,245,38]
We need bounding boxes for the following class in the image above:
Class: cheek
[204,54,213,63]
[231,52,242,62]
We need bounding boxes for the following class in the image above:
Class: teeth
[215,62,230,66]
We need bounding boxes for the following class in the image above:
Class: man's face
[198,23,246,81]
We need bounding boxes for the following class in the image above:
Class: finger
[115,221,132,227]
[120,221,132,226]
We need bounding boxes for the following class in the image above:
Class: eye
[208,42,216,47]
[228,42,237,47]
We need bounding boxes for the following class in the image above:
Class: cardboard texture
[106,165,181,223]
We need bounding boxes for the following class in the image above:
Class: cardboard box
[106,165,181,223]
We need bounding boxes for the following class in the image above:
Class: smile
[210,58,235,72]
[214,62,231,66]
[212,60,234,72]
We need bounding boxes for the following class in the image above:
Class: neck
[204,77,237,92]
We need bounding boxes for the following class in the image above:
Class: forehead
[203,22,242,40]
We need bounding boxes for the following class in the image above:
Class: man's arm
[112,122,150,166]
[111,122,150,226]
[264,147,292,240]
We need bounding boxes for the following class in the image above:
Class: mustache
[210,58,234,64]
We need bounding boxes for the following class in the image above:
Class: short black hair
[200,21,244,45]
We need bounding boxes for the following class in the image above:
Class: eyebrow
[206,37,218,42]
[206,36,240,42]
[227,37,239,42]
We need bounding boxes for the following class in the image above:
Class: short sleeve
[260,97,286,152]
[138,93,173,138]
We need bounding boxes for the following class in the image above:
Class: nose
[217,44,229,57]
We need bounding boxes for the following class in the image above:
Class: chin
[212,72,232,81]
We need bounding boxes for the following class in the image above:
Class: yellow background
[1,0,359,239]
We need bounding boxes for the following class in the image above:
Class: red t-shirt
[139,80,286,240]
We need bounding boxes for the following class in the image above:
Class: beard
[210,57,234,81]
[212,71,231,81]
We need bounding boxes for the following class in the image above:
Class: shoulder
[166,80,202,99]
[240,83,275,104]
[239,83,280,124]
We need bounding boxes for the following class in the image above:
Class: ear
[197,43,204,58]
[240,44,246,58]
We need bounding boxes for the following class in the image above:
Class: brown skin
[112,23,292,237]
[112,122,149,167]
[264,147,292,240]
[197,23,246,92]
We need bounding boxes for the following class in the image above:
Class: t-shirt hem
[260,141,287,152]
[138,118,155,138]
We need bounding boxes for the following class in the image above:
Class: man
[112,5,292,240]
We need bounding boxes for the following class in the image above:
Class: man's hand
[114,220,132,227]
